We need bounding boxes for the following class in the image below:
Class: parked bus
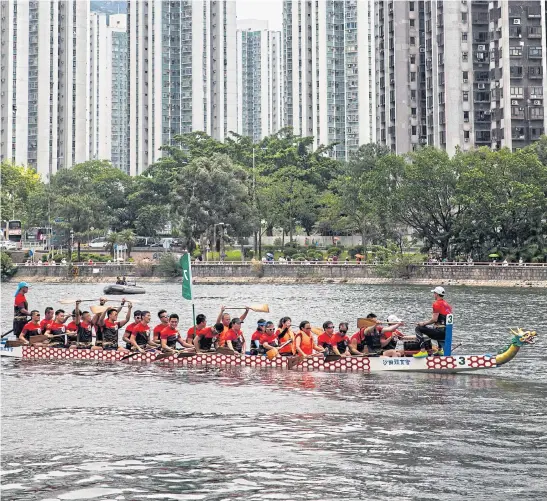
[5,220,22,244]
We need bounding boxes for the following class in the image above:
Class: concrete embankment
[7,263,547,288]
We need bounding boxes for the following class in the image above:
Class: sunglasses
[340,330,348,333]
[265,328,275,332]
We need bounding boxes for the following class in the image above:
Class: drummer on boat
[13,282,31,340]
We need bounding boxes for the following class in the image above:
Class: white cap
[386,314,402,324]
[431,286,445,296]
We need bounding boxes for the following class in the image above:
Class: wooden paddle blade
[90,305,108,315]
[324,354,341,363]
[6,340,25,347]
[310,327,323,336]
[29,334,48,344]
[357,318,377,329]
[154,351,175,361]
[215,346,236,355]
[266,347,279,360]
[287,356,303,370]
[250,304,269,313]
[176,351,196,358]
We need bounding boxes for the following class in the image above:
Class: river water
[1,283,546,500]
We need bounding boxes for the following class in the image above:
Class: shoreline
[5,275,547,288]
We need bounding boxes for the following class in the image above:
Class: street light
[213,223,225,262]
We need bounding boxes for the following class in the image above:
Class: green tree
[391,147,463,259]
[0,161,45,226]
[171,154,255,258]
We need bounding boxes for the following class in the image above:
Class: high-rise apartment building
[375,0,546,155]
[128,0,237,175]
[236,20,282,142]
[0,0,89,180]
[88,12,129,173]
[282,0,375,160]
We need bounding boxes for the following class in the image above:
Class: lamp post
[213,222,225,262]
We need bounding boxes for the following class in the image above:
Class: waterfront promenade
[8,261,547,287]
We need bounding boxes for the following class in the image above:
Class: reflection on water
[2,283,547,500]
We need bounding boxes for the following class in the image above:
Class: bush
[327,246,343,256]
[244,248,255,258]
[1,252,16,279]
[282,247,299,258]
[348,245,364,258]
[251,261,264,277]
[273,238,282,247]
[157,253,182,277]
[284,241,300,250]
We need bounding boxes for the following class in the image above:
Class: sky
[236,0,283,30]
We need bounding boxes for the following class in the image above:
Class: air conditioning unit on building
[478,83,486,89]
[463,78,468,83]
[533,100,542,105]
[513,18,520,24]
[478,44,485,51]
[511,99,519,105]
[419,47,425,52]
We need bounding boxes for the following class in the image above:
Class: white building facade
[88,12,129,173]
[128,0,237,175]
[236,20,282,142]
[0,0,89,180]
[282,0,375,160]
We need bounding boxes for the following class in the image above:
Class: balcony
[528,26,542,38]
[511,106,525,119]
[530,127,544,140]
[512,126,526,140]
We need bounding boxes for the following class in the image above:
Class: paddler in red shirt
[186,313,207,344]
[71,300,94,350]
[44,309,69,348]
[193,323,223,353]
[259,321,278,354]
[130,311,160,353]
[216,305,250,347]
[250,319,266,355]
[122,310,143,349]
[13,282,31,339]
[160,314,193,352]
[317,321,335,354]
[224,318,246,353]
[152,309,169,344]
[19,310,42,345]
[40,307,54,332]
[414,286,453,358]
[330,322,351,356]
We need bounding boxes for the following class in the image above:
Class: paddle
[5,340,25,347]
[266,339,293,360]
[215,346,239,356]
[357,318,378,329]
[155,350,196,361]
[30,333,66,344]
[120,348,156,361]
[310,327,323,336]
[59,298,101,305]
[1,329,14,339]
[225,304,270,313]
[90,304,133,315]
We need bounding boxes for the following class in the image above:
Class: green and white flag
[181,254,193,300]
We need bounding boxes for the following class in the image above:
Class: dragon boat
[0,328,537,373]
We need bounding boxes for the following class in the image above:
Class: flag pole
[181,254,195,334]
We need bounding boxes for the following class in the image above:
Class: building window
[461,32,468,42]
[462,52,468,62]
[410,36,416,46]
[410,54,416,64]
[464,130,470,140]
[463,91,469,102]
[528,47,542,58]
[461,12,467,23]
[463,111,469,122]
[409,2,415,12]
[530,107,544,120]
[410,72,416,82]
[410,19,415,28]
[510,86,523,98]
[509,46,523,57]
[462,71,469,81]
